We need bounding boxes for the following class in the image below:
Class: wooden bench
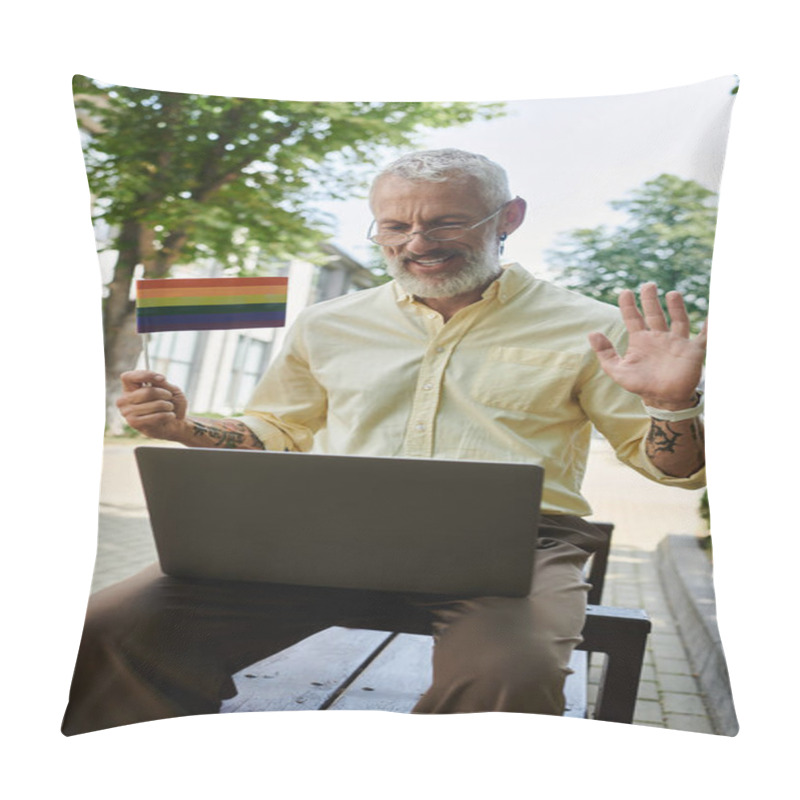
[220,522,651,723]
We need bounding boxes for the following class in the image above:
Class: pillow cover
[63,75,738,737]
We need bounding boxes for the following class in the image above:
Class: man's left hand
[588,282,707,410]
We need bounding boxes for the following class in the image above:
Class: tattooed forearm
[187,418,265,450]
[646,420,682,455]
[645,417,705,477]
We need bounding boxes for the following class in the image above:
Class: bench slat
[330,633,433,711]
[563,651,588,718]
[222,626,588,716]
[220,627,394,713]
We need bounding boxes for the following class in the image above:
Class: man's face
[370,174,503,299]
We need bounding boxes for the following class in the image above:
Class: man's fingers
[116,390,181,438]
[120,370,167,391]
[665,291,691,337]
[618,284,668,332]
[617,290,647,333]
[120,370,184,395]
[119,397,178,417]
[621,284,700,340]
[639,283,669,332]
[116,383,173,408]
[588,332,620,364]
[694,318,709,349]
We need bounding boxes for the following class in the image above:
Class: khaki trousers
[62,516,596,735]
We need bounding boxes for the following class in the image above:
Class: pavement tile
[650,631,683,645]
[92,513,157,592]
[657,673,703,694]
[636,681,659,701]
[650,617,679,635]
[634,699,665,725]
[661,692,709,716]
[656,656,695,676]
[639,664,657,683]
[612,593,643,607]
[664,714,715,734]
[650,635,690,660]
[643,594,666,609]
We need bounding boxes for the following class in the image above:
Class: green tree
[545,174,718,325]
[72,76,502,426]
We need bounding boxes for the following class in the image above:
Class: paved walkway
[581,439,718,733]
[90,439,719,733]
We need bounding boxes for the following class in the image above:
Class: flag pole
[142,333,151,371]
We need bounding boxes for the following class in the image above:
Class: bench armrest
[577,604,652,723]
[585,522,613,606]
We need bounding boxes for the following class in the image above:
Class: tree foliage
[74,76,502,275]
[545,174,718,325]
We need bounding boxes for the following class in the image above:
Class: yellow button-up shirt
[240,263,705,516]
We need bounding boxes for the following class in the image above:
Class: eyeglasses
[367,202,510,247]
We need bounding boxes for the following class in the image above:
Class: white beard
[385,241,502,299]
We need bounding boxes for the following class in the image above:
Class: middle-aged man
[62,148,706,735]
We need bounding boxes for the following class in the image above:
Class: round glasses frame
[366,202,510,247]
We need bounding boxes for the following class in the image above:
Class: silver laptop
[135,447,543,597]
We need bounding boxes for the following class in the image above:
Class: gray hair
[369,148,512,209]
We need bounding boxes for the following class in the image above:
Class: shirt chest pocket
[469,346,582,413]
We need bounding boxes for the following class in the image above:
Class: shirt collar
[392,262,532,306]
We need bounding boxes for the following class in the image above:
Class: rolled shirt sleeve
[238,310,326,453]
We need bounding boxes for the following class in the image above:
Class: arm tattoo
[190,418,265,450]
[646,420,683,456]
[645,418,705,476]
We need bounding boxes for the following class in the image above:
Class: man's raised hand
[588,283,707,410]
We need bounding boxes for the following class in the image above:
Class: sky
[319,76,738,275]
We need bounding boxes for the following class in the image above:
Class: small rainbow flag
[136,277,288,333]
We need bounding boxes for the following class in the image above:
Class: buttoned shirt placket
[401,296,495,459]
